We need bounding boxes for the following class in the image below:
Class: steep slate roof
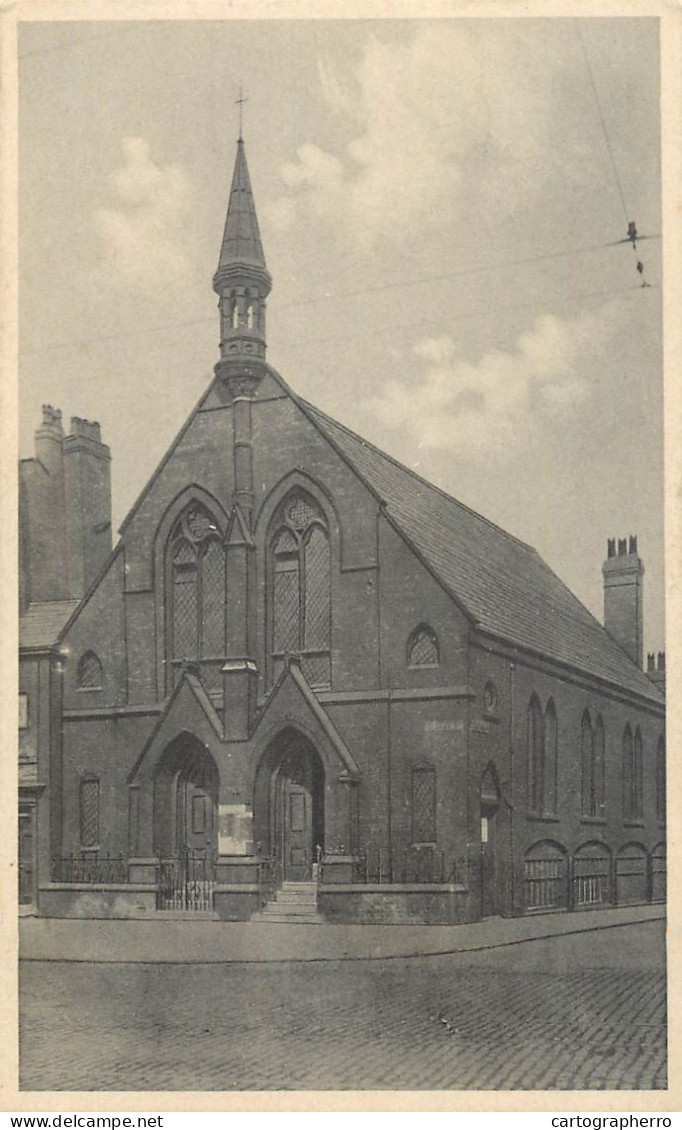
[301,400,663,705]
[20,600,80,650]
[215,139,267,275]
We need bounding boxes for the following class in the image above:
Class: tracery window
[168,502,226,689]
[407,625,439,668]
[270,491,331,689]
[77,650,103,690]
[411,764,436,844]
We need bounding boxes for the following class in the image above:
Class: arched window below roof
[407,625,439,668]
[77,651,103,690]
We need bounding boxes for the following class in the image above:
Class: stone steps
[251,880,325,924]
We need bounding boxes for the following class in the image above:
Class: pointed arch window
[544,699,558,817]
[656,736,666,823]
[581,711,605,818]
[270,491,331,689]
[407,625,439,668]
[527,695,544,815]
[527,695,558,816]
[77,650,103,690]
[168,502,226,689]
[623,724,643,821]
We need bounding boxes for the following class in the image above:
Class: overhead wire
[19,235,660,358]
[575,21,631,226]
[19,280,656,361]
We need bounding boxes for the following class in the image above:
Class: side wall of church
[467,641,665,913]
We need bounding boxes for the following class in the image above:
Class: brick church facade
[19,139,666,923]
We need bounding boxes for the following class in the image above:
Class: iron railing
[51,854,128,884]
[339,846,470,886]
[257,856,276,907]
[157,853,214,912]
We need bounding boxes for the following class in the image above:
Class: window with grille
[411,764,436,844]
[168,503,226,688]
[79,777,100,848]
[270,491,331,688]
[77,651,103,690]
[407,626,439,668]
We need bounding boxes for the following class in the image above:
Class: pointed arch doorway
[255,729,325,883]
[153,734,219,873]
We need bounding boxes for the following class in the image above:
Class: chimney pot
[658,651,665,671]
[618,538,627,556]
[607,538,616,558]
[647,653,655,672]
[629,535,638,555]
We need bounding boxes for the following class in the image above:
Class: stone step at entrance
[251,880,325,924]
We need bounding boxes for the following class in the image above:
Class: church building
[19,137,666,923]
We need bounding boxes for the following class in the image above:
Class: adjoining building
[19,139,665,922]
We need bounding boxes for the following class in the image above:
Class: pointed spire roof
[215,140,268,279]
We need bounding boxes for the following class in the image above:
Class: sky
[18,17,664,653]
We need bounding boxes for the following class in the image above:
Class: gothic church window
[656,736,666,823]
[527,695,558,816]
[581,711,606,818]
[168,502,226,689]
[407,625,439,668]
[270,491,331,689]
[77,651,103,690]
[411,764,436,844]
[527,695,544,815]
[544,699,558,816]
[79,777,100,848]
[623,724,643,821]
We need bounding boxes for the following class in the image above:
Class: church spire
[213,137,272,372]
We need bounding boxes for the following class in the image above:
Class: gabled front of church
[22,139,665,924]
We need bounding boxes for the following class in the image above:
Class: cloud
[269,24,557,246]
[94,138,195,290]
[366,305,621,458]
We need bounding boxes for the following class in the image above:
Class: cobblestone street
[20,920,666,1092]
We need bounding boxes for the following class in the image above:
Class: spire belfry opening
[213,137,272,374]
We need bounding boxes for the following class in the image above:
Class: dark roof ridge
[298,397,539,558]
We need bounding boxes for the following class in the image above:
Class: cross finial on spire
[235,87,247,141]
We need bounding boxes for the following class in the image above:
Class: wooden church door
[278,750,315,881]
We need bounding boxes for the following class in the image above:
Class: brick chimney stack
[646,651,666,696]
[602,535,644,668]
[63,416,112,597]
[20,408,112,606]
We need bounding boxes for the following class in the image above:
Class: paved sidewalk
[19,903,664,964]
